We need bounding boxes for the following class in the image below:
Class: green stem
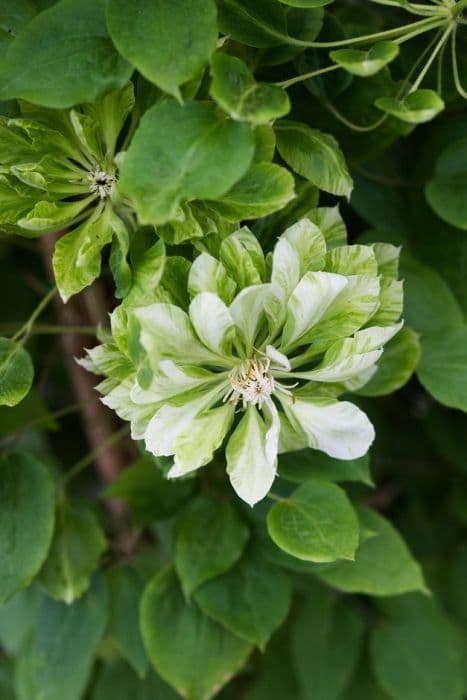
[397,26,444,97]
[62,424,130,486]
[12,286,57,344]
[0,402,83,449]
[324,101,388,132]
[303,15,446,48]
[1,323,97,336]
[276,63,341,89]
[451,26,467,98]
[394,17,446,43]
[409,21,453,92]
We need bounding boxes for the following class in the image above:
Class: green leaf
[38,498,106,604]
[312,507,427,595]
[331,41,399,77]
[210,53,290,124]
[0,338,33,407]
[278,0,332,6]
[400,254,464,336]
[267,481,359,562]
[107,0,217,99]
[417,325,467,411]
[375,89,444,124]
[292,584,364,700]
[0,452,54,603]
[0,585,42,655]
[279,449,373,485]
[0,0,37,57]
[209,163,295,221]
[140,568,252,700]
[217,0,322,48]
[105,456,193,526]
[194,548,292,649]
[425,138,467,231]
[174,495,249,597]
[29,575,108,700]
[370,594,466,700]
[52,206,115,302]
[106,566,149,678]
[0,0,132,108]
[357,326,420,397]
[119,100,254,225]
[276,121,353,197]
[93,660,178,700]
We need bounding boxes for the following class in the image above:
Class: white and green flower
[81,213,403,506]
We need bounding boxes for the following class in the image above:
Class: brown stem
[39,233,137,549]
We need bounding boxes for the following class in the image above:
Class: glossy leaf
[107,0,217,99]
[0,452,54,603]
[140,568,252,700]
[276,121,353,197]
[267,480,359,562]
[375,89,444,124]
[0,338,33,407]
[119,100,254,225]
[0,0,132,108]
[174,495,249,597]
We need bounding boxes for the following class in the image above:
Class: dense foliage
[1,0,467,698]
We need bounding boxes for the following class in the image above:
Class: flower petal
[226,406,277,506]
[189,292,236,355]
[271,236,300,299]
[282,218,326,274]
[188,252,236,304]
[281,271,348,352]
[230,284,279,354]
[282,397,375,460]
[170,403,235,477]
[130,360,218,404]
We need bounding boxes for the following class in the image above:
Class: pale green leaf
[375,89,444,124]
[331,41,399,77]
[276,121,353,197]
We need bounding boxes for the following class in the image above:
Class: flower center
[226,358,274,408]
[88,168,116,199]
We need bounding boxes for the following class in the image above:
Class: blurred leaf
[276,121,353,197]
[0,338,33,407]
[92,659,177,700]
[0,0,37,57]
[418,325,467,411]
[28,575,108,700]
[425,138,467,231]
[106,566,149,678]
[0,452,54,603]
[375,89,444,124]
[105,456,193,526]
[194,548,292,649]
[292,583,364,700]
[107,0,217,100]
[0,0,132,107]
[39,498,106,603]
[267,481,359,562]
[119,100,254,225]
[174,495,249,597]
[312,507,427,595]
[0,585,42,655]
[331,41,399,77]
[210,53,290,124]
[357,326,420,397]
[279,449,373,485]
[140,568,252,700]
[370,594,466,700]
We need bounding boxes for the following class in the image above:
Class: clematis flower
[81,213,403,506]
